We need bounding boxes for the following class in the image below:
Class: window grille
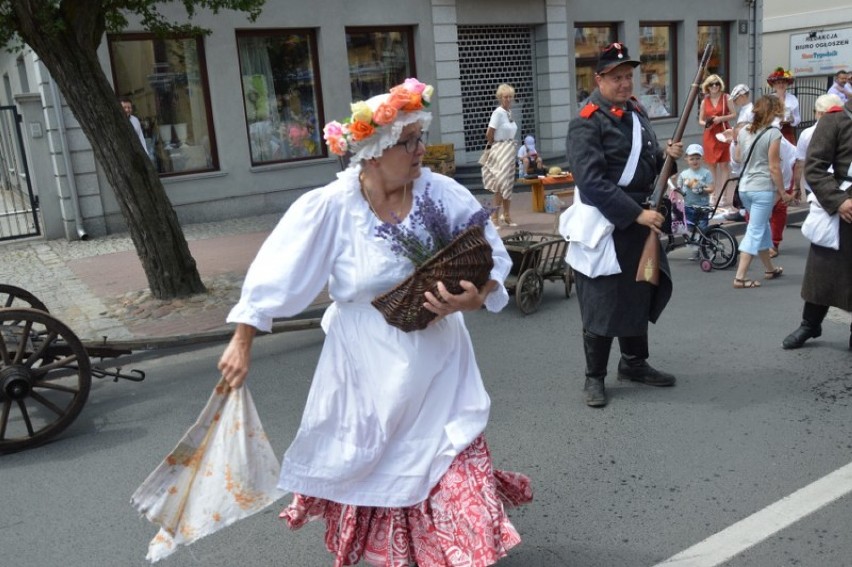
[458,26,535,153]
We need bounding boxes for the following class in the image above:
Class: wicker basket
[372,225,494,332]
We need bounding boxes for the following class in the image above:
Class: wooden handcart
[501,231,573,314]
[0,284,146,453]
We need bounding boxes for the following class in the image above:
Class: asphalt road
[2,228,850,567]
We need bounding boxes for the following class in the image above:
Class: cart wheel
[516,270,544,314]
[564,265,574,298]
[700,227,738,270]
[0,308,91,453]
[0,284,49,312]
[700,259,713,272]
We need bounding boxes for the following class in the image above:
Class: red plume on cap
[596,42,640,74]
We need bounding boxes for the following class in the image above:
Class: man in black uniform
[566,43,683,407]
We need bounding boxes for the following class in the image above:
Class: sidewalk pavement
[0,189,807,346]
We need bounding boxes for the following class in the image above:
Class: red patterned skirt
[280,435,532,567]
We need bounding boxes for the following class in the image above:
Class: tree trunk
[14,2,206,299]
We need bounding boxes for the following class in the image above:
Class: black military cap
[596,42,641,74]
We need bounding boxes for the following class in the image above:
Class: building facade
[0,0,761,240]
[763,0,852,80]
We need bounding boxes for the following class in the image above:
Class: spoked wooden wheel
[0,308,91,453]
[564,264,574,298]
[0,284,49,312]
[516,270,544,314]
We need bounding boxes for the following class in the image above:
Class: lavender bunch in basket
[375,184,492,266]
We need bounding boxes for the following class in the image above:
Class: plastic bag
[130,380,285,563]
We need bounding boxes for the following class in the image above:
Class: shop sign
[789,27,852,76]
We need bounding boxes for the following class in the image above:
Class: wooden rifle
[636,43,714,285]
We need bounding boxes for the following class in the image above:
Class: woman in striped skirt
[482,83,519,227]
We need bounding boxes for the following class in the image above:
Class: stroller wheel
[700,259,713,272]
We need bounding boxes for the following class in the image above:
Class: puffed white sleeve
[226,188,338,332]
[482,223,511,313]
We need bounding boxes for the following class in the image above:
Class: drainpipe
[48,77,88,240]
[749,0,758,95]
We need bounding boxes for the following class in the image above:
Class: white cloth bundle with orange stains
[130,381,284,562]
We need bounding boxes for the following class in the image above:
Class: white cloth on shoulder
[559,188,620,277]
[800,163,851,250]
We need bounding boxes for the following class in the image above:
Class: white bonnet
[323,78,434,164]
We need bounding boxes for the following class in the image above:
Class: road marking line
[654,461,852,566]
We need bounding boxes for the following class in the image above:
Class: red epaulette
[826,105,844,113]
[579,103,599,119]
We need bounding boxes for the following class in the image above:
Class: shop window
[346,27,415,102]
[698,23,729,82]
[638,23,677,119]
[108,34,218,176]
[236,30,325,165]
[574,23,618,108]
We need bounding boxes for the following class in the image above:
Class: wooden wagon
[501,231,573,314]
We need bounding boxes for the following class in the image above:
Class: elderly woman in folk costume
[218,78,531,567]
[482,83,519,227]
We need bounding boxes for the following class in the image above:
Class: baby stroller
[664,176,738,272]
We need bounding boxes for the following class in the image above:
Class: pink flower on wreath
[402,78,427,94]
[323,121,344,141]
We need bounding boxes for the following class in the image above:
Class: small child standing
[677,144,714,233]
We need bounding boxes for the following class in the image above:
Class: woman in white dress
[482,83,519,227]
[218,78,531,567]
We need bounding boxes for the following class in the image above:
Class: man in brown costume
[782,100,852,349]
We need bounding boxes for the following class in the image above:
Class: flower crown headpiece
[767,67,794,84]
[323,78,434,163]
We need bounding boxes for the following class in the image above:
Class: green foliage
[0,0,265,49]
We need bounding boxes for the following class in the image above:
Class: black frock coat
[566,89,673,337]
[802,101,852,311]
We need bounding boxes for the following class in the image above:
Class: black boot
[782,322,822,349]
[617,335,676,387]
[583,331,612,407]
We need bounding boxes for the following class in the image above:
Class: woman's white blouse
[227,167,511,507]
[488,106,518,142]
[782,92,800,126]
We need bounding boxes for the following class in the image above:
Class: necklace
[360,174,409,221]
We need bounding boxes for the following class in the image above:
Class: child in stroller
[665,145,738,271]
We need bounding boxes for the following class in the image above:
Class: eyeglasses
[396,132,428,153]
[709,82,721,87]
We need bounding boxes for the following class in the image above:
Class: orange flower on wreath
[327,136,348,156]
[372,102,399,126]
[387,88,413,111]
[401,92,423,111]
[348,120,375,142]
